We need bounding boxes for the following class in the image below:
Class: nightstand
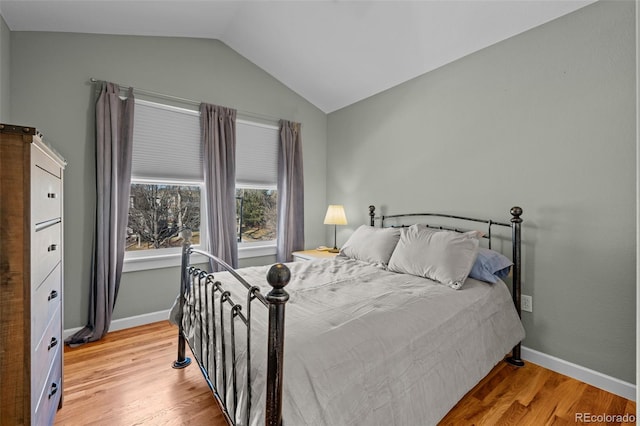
[292,250,339,262]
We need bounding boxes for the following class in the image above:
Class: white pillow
[339,225,401,267]
[387,225,479,289]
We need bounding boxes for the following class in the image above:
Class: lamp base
[328,248,340,253]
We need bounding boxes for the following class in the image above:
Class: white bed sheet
[175,257,525,426]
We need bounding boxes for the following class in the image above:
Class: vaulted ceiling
[0,0,596,113]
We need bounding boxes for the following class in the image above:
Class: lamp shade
[323,205,348,225]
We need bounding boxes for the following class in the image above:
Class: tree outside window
[236,188,277,243]
[126,184,277,252]
[126,183,201,251]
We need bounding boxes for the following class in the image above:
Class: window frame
[123,178,208,272]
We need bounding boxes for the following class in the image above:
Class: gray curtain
[277,120,304,263]
[66,82,134,345]
[200,103,238,270]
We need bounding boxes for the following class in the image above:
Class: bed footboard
[173,229,290,426]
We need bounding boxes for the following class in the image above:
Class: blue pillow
[468,247,512,283]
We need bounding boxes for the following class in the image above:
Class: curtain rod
[89,78,283,124]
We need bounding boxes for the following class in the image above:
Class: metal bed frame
[172,206,524,426]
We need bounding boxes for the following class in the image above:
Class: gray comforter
[172,257,525,425]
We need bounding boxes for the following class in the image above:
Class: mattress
[174,257,525,425]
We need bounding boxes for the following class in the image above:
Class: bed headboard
[368,205,524,367]
[369,205,519,246]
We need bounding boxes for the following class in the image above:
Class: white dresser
[0,124,66,425]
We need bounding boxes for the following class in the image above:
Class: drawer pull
[47,244,58,252]
[47,193,57,199]
[48,290,58,301]
[47,337,58,351]
[48,382,58,399]
[35,218,61,232]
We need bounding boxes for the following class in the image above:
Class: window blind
[236,120,279,189]
[131,99,202,181]
[132,99,279,186]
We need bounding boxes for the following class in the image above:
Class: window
[124,99,205,271]
[235,119,280,253]
[124,99,280,270]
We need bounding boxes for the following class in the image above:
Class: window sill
[238,243,277,258]
[123,251,207,273]
[123,244,277,273]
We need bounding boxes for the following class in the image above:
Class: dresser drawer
[32,143,62,178]
[32,222,62,290]
[32,164,62,226]
[32,263,62,349]
[33,348,62,426]
[32,305,61,405]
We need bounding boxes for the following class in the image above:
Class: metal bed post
[369,205,376,226]
[506,207,525,367]
[173,229,193,369]
[265,264,291,426]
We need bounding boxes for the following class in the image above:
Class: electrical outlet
[521,295,533,313]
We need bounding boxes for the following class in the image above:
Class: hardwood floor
[440,360,636,425]
[55,321,635,425]
[55,321,225,426]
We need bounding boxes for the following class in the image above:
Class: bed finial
[510,206,523,222]
[267,263,291,293]
[369,205,375,226]
[180,228,193,245]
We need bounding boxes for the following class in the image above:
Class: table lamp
[323,205,347,253]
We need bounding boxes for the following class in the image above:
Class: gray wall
[9,32,328,330]
[327,0,636,383]
[0,14,10,122]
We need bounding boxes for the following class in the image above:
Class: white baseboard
[63,309,171,340]
[522,346,636,401]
